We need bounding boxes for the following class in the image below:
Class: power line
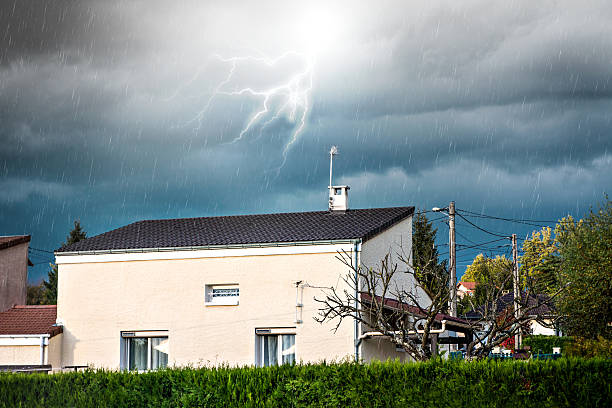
[455,213,514,238]
[457,209,598,227]
[29,247,55,254]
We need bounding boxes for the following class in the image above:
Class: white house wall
[56,244,358,369]
[360,215,431,308]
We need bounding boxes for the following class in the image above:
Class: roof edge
[0,235,31,251]
[55,239,362,256]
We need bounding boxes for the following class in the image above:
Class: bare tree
[315,249,564,361]
[315,249,450,361]
[461,262,565,359]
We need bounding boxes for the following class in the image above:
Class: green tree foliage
[462,254,513,290]
[458,254,514,315]
[520,227,561,294]
[26,283,47,305]
[556,199,612,339]
[64,220,87,247]
[40,220,87,305]
[412,211,448,299]
[42,263,59,304]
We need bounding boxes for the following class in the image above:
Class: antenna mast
[329,145,338,188]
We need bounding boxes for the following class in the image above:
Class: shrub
[523,335,573,354]
[565,336,612,358]
[0,359,610,408]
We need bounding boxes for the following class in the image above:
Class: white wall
[360,215,431,308]
[57,244,358,369]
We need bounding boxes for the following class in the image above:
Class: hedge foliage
[1,359,610,407]
[523,335,573,354]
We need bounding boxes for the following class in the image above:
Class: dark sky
[1,0,611,282]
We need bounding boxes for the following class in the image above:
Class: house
[0,235,32,312]
[457,281,477,299]
[0,305,62,373]
[54,185,432,370]
[466,291,559,337]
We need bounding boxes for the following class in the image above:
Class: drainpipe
[40,335,46,365]
[353,240,361,362]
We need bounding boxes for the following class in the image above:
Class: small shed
[0,305,63,373]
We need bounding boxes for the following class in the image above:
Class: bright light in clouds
[295,7,343,55]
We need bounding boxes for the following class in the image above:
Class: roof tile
[0,305,62,337]
[57,207,415,252]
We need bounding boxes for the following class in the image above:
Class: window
[205,284,239,305]
[121,331,168,371]
[334,188,342,195]
[255,328,295,366]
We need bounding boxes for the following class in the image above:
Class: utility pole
[512,233,521,350]
[449,201,457,318]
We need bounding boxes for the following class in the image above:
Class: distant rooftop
[56,207,415,253]
[0,235,30,251]
[0,305,62,337]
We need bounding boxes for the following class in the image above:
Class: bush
[523,335,573,354]
[0,359,610,408]
[565,336,612,358]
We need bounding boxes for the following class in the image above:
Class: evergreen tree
[64,220,87,246]
[412,211,448,300]
[42,220,87,304]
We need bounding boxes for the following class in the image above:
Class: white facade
[55,215,417,369]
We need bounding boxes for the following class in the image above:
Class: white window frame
[255,328,296,367]
[205,284,239,306]
[120,331,168,371]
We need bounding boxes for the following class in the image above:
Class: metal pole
[512,233,521,350]
[329,150,333,189]
[449,201,456,318]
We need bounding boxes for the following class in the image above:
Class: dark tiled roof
[57,207,415,253]
[0,305,62,337]
[360,293,471,326]
[465,292,554,320]
[0,235,30,251]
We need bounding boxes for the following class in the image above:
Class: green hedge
[523,335,573,354]
[1,359,610,407]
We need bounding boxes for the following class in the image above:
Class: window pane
[151,337,169,369]
[128,338,148,370]
[281,335,295,365]
[212,288,239,297]
[263,335,278,367]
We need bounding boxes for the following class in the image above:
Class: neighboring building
[0,305,63,372]
[457,281,477,299]
[466,292,559,337]
[0,235,32,312]
[54,185,432,369]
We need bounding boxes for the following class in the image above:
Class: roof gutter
[54,239,360,256]
[359,320,449,340]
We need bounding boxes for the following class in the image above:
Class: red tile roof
[458,281,477,290]
[0,305,62,337]
[0,235,30,251]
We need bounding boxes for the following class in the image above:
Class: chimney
[329,185,350,211]
[327,146,349,211]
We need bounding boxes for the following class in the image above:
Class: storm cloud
[1,0,611,281]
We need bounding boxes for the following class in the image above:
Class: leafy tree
[520,227,561,295]
[412,211,448,300]
[457,254,514,316]
[41,220,87,304]
[556,199,612,339]
[462,254,513,291]
[26,283,47,305]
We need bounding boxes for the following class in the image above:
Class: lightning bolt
[183,51,314,170]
